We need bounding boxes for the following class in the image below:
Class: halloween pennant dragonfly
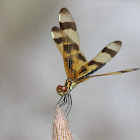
[51,8,139,115]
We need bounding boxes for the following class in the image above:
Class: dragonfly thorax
[65,79,76,92]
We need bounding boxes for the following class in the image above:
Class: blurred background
[0,0,140,140]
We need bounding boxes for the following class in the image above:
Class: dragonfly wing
[51,8,87,79]
[51,26,87,79]
[59,8,87,78]
[51,7,80,56]
[59,8,79,46]
[76,41,122,83]
[51,27,64,55]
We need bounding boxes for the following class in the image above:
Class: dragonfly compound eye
[61,86,67,92]
[56,85,61,91]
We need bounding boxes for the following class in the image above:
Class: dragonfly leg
[65,94,72,118]
[56,96,64,106]
[64,94,70,115]
[59,95,67,107]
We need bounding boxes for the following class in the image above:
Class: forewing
[59,8,79,46]
[62,32,87,80]
[76,41,122,83]
[51,26,87,79]
[51,27,64,55]
[59,8,87,75]
[51,26,72,78]
[51,8,87,79]
[51,7,79,56]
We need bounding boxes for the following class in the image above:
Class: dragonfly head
[56,85,68,96]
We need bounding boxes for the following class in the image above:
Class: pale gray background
[0,0,140,140]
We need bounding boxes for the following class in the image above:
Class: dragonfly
[51,8,139,116]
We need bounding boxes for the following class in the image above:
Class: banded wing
[75,41,122,83]
[51,26,87,79]
[59,8,79,45]
[51,8,87,79]
[51,27,64,55]
[51,8,80,56]
[59,8,87,79]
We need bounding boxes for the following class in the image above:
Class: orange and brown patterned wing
[51,8,87,79]
[51,27,64,55]
[75,41,122,83]
[59,8,79,45]
[51,26,87,79]
[59,8,87,79]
